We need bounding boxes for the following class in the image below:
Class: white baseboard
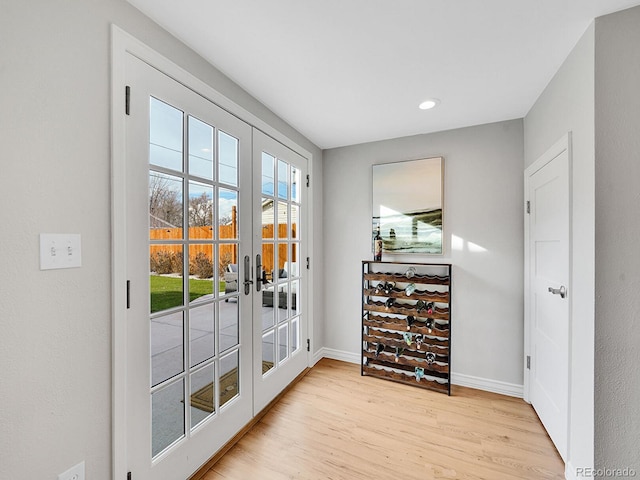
[315,347,360,365]
[314,348,524,398]
[311,349,324,366]
[450,372,523,398]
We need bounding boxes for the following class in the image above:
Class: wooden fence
[149,224,296,274]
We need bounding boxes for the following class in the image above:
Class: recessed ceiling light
[419,99,440,110]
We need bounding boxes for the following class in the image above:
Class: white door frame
[110,25,315,480]
[523,132,572,442]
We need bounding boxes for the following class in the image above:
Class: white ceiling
[127,0,640,149]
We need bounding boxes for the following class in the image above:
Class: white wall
[323,120,525,389]
[594,5,640,473]
[524,24,595,476]
[0,1,322,479]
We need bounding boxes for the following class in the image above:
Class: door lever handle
[548,285,567,298]
[256,254,262,292]
[243,255,252,295]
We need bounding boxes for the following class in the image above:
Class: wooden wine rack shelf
[363,287,450,303]
[364,301,450,320]
[362,261,452,395]
[362,365,449,393]
[363,272,450,285]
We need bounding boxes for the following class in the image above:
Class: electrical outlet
[40,233,82,270]
[58,461,85,480]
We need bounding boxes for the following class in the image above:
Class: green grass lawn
[150,275,224,313]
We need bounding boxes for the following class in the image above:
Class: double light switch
[39,233,82,270]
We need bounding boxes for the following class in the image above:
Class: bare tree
[188,192,213,226]
[149,173,182,228]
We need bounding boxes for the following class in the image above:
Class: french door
[252,130,308,413]
[122,53,308,479]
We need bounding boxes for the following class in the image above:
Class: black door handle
[243,255,252,295]
[256,254,262,292]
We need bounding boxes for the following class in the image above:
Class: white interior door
[252,129,309,413]
[124,54,253,479]
[525,138,570,462]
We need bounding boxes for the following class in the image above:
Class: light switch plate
[40,234,82,270]
[58,460,85,480]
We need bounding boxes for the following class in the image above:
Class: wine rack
[362,261,452,395]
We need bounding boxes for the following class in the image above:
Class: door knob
[548,285,567,298]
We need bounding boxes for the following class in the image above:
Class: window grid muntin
[149,101,242,459]
[261,154,302,373]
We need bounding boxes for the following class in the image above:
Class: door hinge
[125,85,131,115]
[306,257,310,269]
[306,174,310,187]
[307,338,310,352]
[526,200,530,214]
[126,280,131,309]
[526,355,531,369]
[127,472,132,480]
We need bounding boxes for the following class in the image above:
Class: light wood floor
[202,359,564,480]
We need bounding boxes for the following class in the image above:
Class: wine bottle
[425,352,436,365]
[373,224,383,261]
[405,266,416,278]
[375,343,385,357]
[415,367,424,382]
[425,318,434,333]
[394,347,404,362]
[385,298,395,309]
[425,301,434,315]
[383,281,396,295]
[405,315,415,330]
[415,334,423,349]
[405,283,416,296]
[415,299,425,313]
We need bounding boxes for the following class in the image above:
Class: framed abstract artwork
[372,157,444,254]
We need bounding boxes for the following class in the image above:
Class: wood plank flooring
[201,359,564,480]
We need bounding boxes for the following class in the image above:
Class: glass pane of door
[252,129,307,414]
[259,156,298,373]
[148,100,251,458]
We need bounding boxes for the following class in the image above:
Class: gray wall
[524,24,595,475]
[594,5,640,473]
[323,120,525,387]
[0,1,322,479]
